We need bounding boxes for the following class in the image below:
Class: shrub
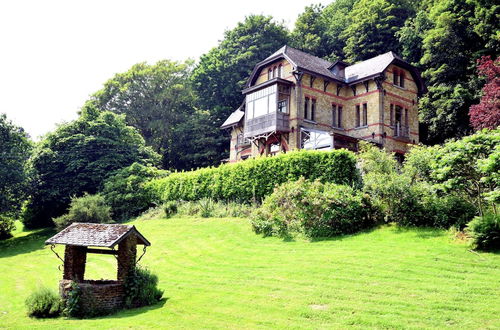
[102,163,168,221]
[62,281,82,318]
[146,150,359,204]
[0,215,15,240]
[52,194,112,231]
[164,201,178,218]
[25,287,62,318]
[124,267,163,308]
[467,213,500,250]
[251,178,379,238]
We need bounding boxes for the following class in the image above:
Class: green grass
[1,217,499,329]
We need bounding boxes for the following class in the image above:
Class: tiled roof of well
[45,223,150,248]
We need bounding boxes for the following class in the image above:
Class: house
[221,45,426,162]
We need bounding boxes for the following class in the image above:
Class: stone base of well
[60,279,125,315]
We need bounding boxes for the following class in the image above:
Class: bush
[102,163,168,221]
[467,213,500,250]
[62,281,82,318]
[146,150,359,204]
[124,267,163,308]
[0,215,15,240]
[25,287,62,318]
[172,199,255,218]
[251,178,379,238]
[164,201,178,218]
[52,194,112,231]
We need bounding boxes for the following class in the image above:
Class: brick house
[221,45,426,162]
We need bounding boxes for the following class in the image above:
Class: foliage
[25,287,62,318]
[124,267,163,308]
[62,282,82,318]
[22,106,160,229]
[89,60,197,169]
[174,199,254,219]
[430,128,499,214]
[251,178,378,238]
[164,201,178,218]
[147,150,359,204]
[290,4,330,58]
[342,0,413,62]
[0,215,15,240]
[102,163,168,221]
[466,213,500,251]
[0,114,32,239]
[360,143,476,229]
[52,194,112,231]
[469,56,500,130]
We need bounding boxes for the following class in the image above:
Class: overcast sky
[0,0,315,140]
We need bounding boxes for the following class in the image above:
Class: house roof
[220,107,245,129]
[246,45,426,94]
[45,223,151,248]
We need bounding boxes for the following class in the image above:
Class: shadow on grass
[0,228,55,258]
[95,298,169,320]
[392,226,444,239]
[309,225,381,243]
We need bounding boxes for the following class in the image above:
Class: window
[273,66,277,78]
[245,85,277,120]
[390,104,394,126]
[278,64,282,78]
[301,128,332,150]
[362,103,368,126]
[304,97,309,119]
[338,106,342,128]
[355,105,360,127]
[268,69,272,80]
[405,108,409,126]
[278,100,287,113]
[393,69,399,85]
[400,71,405,88]
[311,99,316,121]
[332,104,343,128]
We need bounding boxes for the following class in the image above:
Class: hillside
[1,217,499,329]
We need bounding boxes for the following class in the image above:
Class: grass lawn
[0,217,499,329]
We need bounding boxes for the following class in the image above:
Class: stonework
[60,279,125,315]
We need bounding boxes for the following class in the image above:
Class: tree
[22,106,160,228]
[415,0,499,143]
[320,0,357,61]
[290,4,329,58]
[342,0,414,62]
[469,56,500,131]
[89,60,195,168]
[0,114,32,239]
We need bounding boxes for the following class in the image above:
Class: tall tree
[0,114,32,239]
[23,106,160,228]
[321,0,357,61]
[290,4,329,58]
[469,56,500,131]
[342,0,414,62]
[90,60,195,168]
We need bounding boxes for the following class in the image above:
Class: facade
[221,45,426,162]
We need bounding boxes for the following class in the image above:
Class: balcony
[393,123,409,139]
[244,112,290,138]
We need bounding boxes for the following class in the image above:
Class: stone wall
[60,279,125,315]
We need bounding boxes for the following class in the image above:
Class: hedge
[146,150,359,203]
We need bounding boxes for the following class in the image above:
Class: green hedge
[146,150,359,203]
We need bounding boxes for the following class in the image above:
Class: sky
[0,0,315,140]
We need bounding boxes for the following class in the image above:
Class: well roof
[45,223,151,248]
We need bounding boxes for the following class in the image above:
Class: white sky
[0,0,316,140]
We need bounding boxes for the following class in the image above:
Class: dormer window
[399,71,405,88]
[273,66,277,78]
[278,64,283,78]
[268,69,272,80]
[393,69,399,85]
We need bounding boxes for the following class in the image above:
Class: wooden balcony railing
[244,112,290,138]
